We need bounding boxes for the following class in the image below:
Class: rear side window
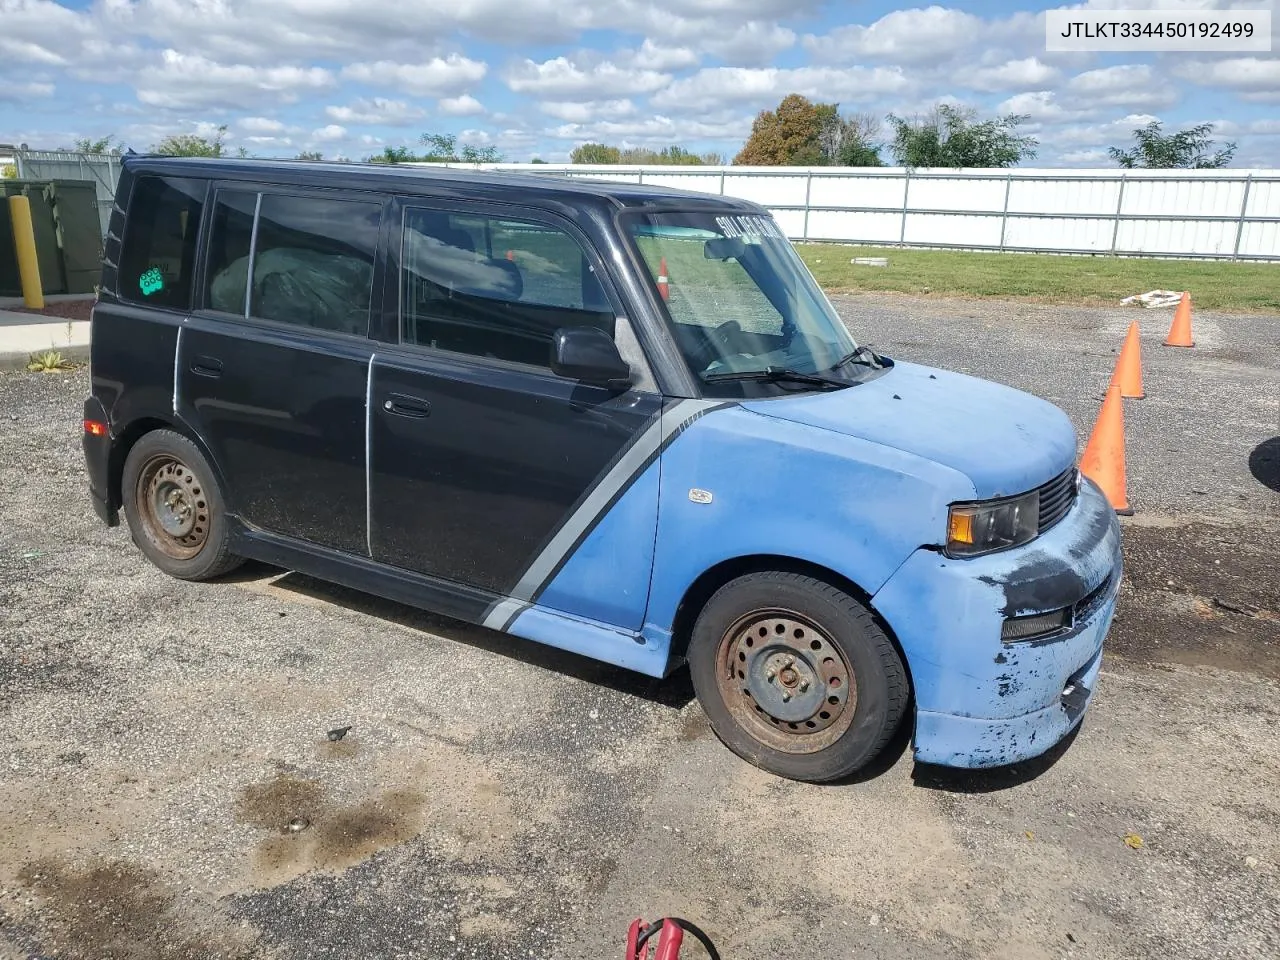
[202,191,381,336]
[204,190,258,315]
[118,176,206,308]
[400,208,614,368]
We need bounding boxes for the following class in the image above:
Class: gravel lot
[1,294,1278,960]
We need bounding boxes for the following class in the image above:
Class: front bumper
[872,475,1122,768]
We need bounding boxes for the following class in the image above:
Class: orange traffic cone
[1079,383,1133,516]
[1164,292,1194,347]
[657,256,670,301]
[1110,320,1145,399]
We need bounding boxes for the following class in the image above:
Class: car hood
[740,360,1078,500]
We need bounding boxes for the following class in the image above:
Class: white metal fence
[428,163,1280,261]
[13,149,123,235]
[15,149,1280,261]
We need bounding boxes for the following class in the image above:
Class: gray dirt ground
[1,294,1278,960]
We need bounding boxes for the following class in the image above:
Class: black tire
[120,429,244,581]
[687,571,908,783]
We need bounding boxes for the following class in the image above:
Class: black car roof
[123,155,767,214]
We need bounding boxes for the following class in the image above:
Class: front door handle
[381,393,431,418]
[190,355,223,378]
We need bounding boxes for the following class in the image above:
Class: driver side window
[400,207,617,369]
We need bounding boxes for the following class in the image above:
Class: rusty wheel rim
[135,454,210,561]
[715,609,857,754]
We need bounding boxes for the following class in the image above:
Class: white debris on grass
[1121,290,1185,308]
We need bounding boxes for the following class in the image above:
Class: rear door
[178,183,385,555]
[367,199,664,629]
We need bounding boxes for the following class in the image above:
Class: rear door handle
[190,355,223,378]
[381,393,431,419]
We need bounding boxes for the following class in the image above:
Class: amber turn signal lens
[83,419,107,437]
[948,510,974,545]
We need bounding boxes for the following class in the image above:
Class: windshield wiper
[829,345,884,372]
[703,366,851,390]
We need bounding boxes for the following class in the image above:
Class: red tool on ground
[625,917,720,960]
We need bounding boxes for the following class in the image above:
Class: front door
[368,201,663,629]
[178,184,385,555]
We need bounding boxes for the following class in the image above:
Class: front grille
[1037,468,1078,532]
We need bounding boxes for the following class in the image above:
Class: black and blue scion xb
[81,156,1123,782]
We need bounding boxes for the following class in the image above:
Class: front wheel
[687,572,908,782]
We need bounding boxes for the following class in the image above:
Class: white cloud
[0,36,66,66]
[960,57,1060,93]
[505,57,672,97]
[311,124,348,142]
[705,22,796,65]
[1066,64,1178,109]
[135,50,334,109]
[0,81,55,102]
[1058,148,1109,164]
[341,56,487,96]
[325,97,426,125]
[539,99,637,122]
[238,116,286,134]
[438,94,486,116]
[627,38,700,71]
[1174,57,1280,102]
[803,7,984,65]
[547,112,752,146]
[651,65,912,112]
[997,91,1073,121]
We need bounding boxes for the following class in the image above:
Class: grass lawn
[795,244,1280,314]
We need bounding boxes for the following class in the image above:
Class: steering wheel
[688,320,744,372]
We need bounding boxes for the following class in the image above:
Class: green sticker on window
[139,267,165,296]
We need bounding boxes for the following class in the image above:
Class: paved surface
[0,296,93,371]
[1,295,1278,960]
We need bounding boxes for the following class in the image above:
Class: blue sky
[1,0,1276,165]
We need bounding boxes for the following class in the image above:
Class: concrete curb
[0,345,90,373]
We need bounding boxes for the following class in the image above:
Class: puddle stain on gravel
[235,774,426,885]
[15,858,261,960]
[1110,521,1280,680]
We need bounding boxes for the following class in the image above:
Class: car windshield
[624,210,861,390]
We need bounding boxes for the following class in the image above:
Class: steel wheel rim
[715,608,857,754]
[135,454,210,561]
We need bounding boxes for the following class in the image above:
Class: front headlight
[947,491,1039,557]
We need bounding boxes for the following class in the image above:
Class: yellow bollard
[8,194,44,309]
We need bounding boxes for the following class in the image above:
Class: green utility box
[1,179,103,296]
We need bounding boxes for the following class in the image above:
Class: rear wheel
[121,429,243,581]
[688,571,908,782]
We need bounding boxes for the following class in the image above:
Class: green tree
[295,150,324,161]
[571,142,623,164]
[818,111,884,166]
[886,104,1036,167]
[369,134,503,164]
[153,125,230,158]
[1108,120,1236,169]
[530,157,549,164]
[369,145,417,164]
[1,163,15,179]
[73,135,120,154]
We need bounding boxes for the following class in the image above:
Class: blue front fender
[641,405,977,658]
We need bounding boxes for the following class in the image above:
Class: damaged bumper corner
[873,476,1123,769]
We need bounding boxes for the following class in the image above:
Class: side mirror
[550,326,632,388]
